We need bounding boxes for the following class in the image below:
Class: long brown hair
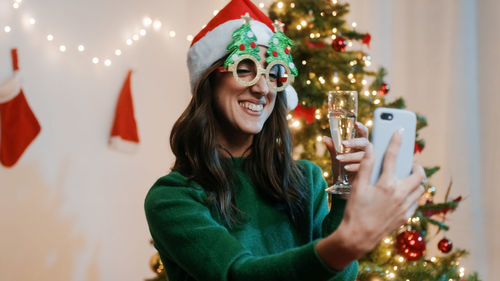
[170,58,308,228]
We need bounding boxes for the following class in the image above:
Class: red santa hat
[187,0,298,110]
[0,49,41,167]
[109,70,140,152]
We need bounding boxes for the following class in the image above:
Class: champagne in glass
[326,90,358,197]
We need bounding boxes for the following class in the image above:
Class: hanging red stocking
[109,70,139,152]
[0,49,41,167]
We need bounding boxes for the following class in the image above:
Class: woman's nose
[250,73,270,96]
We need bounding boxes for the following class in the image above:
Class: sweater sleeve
[144,173,354,281]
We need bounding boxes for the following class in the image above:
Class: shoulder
[144,171,207,212]
[296,159,328,197]
[296,159,324,181]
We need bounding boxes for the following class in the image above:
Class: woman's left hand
[323,122,369,182]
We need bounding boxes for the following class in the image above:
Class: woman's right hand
[316,129,426,270]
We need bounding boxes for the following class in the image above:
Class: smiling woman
[144,0,425,280]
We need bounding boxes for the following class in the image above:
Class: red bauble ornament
[332,36,347,52]
[284,47,290,54]
[414,141,424,154]
[396,230,426,261]
[239,44,245,51]
[438,238,453,253]
[362,33,372,47]
[378,83,390,96]
[272,50,278,57]
[250,42,256,49]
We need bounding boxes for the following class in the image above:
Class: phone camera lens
[381,113,393,120]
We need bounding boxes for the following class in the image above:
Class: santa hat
[109,70,140,152]
[187,0,298,110]
[0,49,41,167]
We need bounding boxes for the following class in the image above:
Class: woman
[144,1,425,280]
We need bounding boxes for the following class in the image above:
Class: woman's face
[213,47,277,138]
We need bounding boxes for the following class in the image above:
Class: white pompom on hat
[187,0,298,110]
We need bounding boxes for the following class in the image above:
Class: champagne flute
[326,90,358,198]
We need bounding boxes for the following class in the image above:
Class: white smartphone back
[369,108,416,185]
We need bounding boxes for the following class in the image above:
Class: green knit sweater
[144,158,358,281]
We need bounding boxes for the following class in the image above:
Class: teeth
[239,102,263,112]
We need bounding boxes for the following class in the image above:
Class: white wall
[1,0,497,280]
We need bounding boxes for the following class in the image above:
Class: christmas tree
[267,0,481,280]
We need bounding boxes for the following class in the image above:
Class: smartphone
[369,108,416,185]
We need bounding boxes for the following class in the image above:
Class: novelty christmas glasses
[223,14,297,92]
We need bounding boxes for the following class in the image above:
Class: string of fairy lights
[1,0,231,67]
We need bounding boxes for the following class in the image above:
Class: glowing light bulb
[315,114,321,120]
[384,238,391,244]
[126,39,133,45]
[348,41,353,47]
[365,60,372,66]
[386,251,391,256]
[306,80,311,85]
[430,257,437,262]
[316,136,322,142]
[331,35,336,40]
[347,73,353,79]
[13,3,20,9]
[169,31,176,37]
[364,91,370,96]
[104,59,111,66]
[4,26,11,33]
[277,2,284,9]
[115,49,122,56]
[302,60,307,65]
[143,17,152,27]
[315,33,320,38]
[332,11,337,16]
[296,25,302,30]
[47,34,54,41]
[309,33,314,39]
[323,172,329,177]
[332,28,337,33]
[290,3,295,8]
[59,45,66,52]
[259,2,264,8]
[332,0,338,4]
[333,76,339,84]
[153,20,162,31]
[92,57,99,64]
[132,34,139,41]
[292,120,300,128]
[362,79,367,85]
[213,10,219,16]
[29,18,36,25]
[374,99,381,105]
[300,20,307,27]
[318,76,325,84]
[187,35,194,41]
[78,45,85,52]
[139,29,147,36]
[352,22,357,28]
[286,114,292,120]
[365,120,373,127]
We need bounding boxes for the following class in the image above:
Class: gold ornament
[149,252,164,275]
